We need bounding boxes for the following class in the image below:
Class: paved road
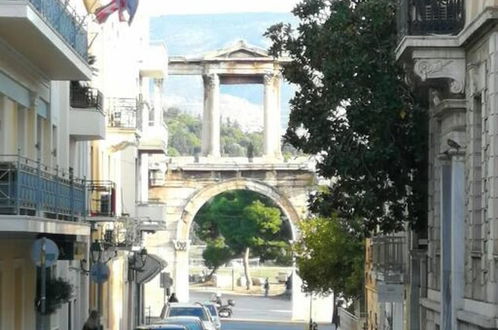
[221,320,335,330]
[190,290,335,330]
[190,290,292,321]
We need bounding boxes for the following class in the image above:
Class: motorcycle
[217,299,235,318]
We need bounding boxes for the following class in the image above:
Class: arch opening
[178,179,300,322]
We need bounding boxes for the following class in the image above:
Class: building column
[202,74,220,157]
[263,73,282,159]
[153,79,163,127]
[139,153,149,203]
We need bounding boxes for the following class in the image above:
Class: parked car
[135,325,187,330]
[161,303,215,330]
[203,303,221,330]
[160,316,207,330]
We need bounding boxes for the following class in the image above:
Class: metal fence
[70,83,103,112]
[106,98,140,129]
[338,307,362,330]
[398,0,465,40]
[27,0,88,60]
[86,180,116,218]
[372,236,406,277]
[0,154,85,219]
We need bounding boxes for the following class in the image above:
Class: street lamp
[91,240,103,263]
[129,248,148,271]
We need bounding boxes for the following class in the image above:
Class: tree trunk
[243,247,252,290]
[205,267,218,282]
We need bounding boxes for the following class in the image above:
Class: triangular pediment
[205,40,269,60]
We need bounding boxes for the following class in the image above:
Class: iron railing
[70,83,103,112]
[86,180,116,218]
[0,154,85,219]
[106,97,140,129]
[26,0,88,60]
[398,0,465,40]
[372,236,406,277]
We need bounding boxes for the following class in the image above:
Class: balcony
[106,98,141,130]
[398,0,465,40]
[70,83,106,141]
[0,154,85,220]
[0,0,91,80]
[139,119,169,154]
[372,236,406,283]
[86,180,116,221]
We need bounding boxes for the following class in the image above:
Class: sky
[141,0,301,16]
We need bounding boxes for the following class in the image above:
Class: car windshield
[169,307,208,321]
[205,305,217,316]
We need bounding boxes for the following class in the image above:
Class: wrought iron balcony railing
[86,180,116,218]
[70,83,104,112]
[0,154,85,220]
[372,236,406,279]
[106,97,140,129]
[26,0,88,60]
[398,0,465,40]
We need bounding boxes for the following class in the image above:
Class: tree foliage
[194,190,292,286]
[165,109,265,157]
[202,237,234,277]
[295,216,364,299]
[265,0,427,235]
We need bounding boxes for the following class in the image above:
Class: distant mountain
[150,13,297,131]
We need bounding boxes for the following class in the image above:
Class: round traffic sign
[90,262,110,284]
[31,238,59,267]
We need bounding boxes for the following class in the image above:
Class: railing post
[55,165,59,219]
[69,167,74,221]
[15,151,21,215]
[36,158,41,216]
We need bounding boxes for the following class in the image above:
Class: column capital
[203,74,219,90]
[411,48,466,95]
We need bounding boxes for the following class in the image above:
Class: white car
[161,303,216,330]
[203,303,221,330]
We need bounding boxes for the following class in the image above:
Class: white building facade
[398,1,498,329]
[0,0,100,329]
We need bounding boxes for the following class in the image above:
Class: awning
[136,254,168,284]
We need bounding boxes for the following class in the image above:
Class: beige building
[389,0,498,329]
[84,5,169,329]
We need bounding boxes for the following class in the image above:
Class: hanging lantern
[84,0,102,14]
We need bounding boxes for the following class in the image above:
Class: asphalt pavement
[190,289,335,330]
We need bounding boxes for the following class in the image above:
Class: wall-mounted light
[129,248,148,272]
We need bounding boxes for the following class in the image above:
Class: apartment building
[383,1,498,329]
[84,5,169,329]
[0,0,103,329]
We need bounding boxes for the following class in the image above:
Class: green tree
[265,0,427,235]
[295,216,364,299]
[202,237,234,280]
[194,190,290,289]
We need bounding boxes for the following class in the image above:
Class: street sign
[31,238,59,267]
[90,262,110,284]
[160,272,173,288]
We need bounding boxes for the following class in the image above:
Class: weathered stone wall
[143,164,321,320]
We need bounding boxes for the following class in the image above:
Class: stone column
[173,240,190,302]
[263,73,282,159]
[202,74,220,157]
[153,79,163,127]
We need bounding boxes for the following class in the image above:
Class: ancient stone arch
[176,178,301,242]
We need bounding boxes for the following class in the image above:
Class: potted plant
[36,277,73,315]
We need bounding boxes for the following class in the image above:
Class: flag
[94,0,140,25]
[94,0,119,24]
[126,0,139,25]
